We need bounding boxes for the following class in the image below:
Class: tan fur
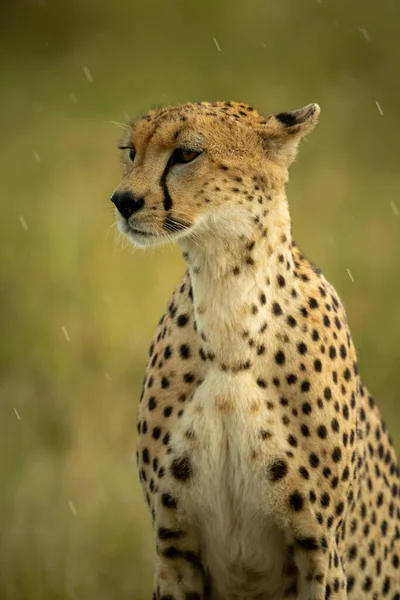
[112,101,400,600]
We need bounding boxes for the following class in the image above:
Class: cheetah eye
[171,148,201,164]
[118,145,136,162]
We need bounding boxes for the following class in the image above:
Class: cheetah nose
[110,191,145,219]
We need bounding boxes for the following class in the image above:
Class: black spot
[179,344,191,359]
[310,360,321,375]
[287,316,297,327]
[277,275,286,287]
[272,302,283,316]
[289,491,303,511]
[332,447,342,462]
[297,342,307,355]
[161,493,177,508]
[302,402,312,415]
[301,424,310,437]
[295,537,319,551]
[336,501,344,516]
[275,350,285,365]
[171,456,193,481]
[256,377,267,388]
[161,376,170,389]
[287,374,297,385]
[299,466,309,479]
[362,577,372,592]
[309,297,319,309]
[148,396,157,411]
[260,429,271,440]
[269,459,288,482]
[321,493,330,508]
[343,368,351,381]
[152,427,161,440]
[301,380,310,392]
[317,425,328,439]
[177,314,189,327]
[309,453,320,468]
[158,527,183,540]
[322,584,331,600]
[161,546,201,568]
[382,577,391,595]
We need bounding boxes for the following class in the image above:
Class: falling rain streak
[375,101,384,116]
[213,38,221,52]
[19,216,28,231]
[83,66,93,82]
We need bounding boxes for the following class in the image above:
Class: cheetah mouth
[118,218,156,238]
[127,226,154,237]
[117,214,193,247]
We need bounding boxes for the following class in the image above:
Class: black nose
[111,191,145,219]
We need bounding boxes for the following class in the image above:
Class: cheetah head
[111,101,320,248]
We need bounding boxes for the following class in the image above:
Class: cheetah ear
[257,103,320,167]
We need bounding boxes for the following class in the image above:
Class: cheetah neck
[180,191,298,367]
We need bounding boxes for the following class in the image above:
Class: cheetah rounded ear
[257,103,320,167]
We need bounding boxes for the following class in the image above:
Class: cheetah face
[111,101,320,248]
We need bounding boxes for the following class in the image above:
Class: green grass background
[0,0,399,598]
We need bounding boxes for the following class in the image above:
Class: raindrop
[375,101,384,116]
[346,269,355,283]
[62,326,71,342]
[213,38,221,52]
[68,500,77,516]
[358,27,371,42]
[390,201,399,217]
[19,216,28,231]
[83,66,93,83]
[13,407,21,420]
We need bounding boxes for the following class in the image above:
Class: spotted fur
[111,100,400,600]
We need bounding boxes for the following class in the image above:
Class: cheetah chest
[170,370,290,599]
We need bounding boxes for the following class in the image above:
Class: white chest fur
[170,370,290,600]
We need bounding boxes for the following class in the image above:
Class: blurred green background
[0,0,399,598]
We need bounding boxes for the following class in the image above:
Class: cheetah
[111,100,400,600]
